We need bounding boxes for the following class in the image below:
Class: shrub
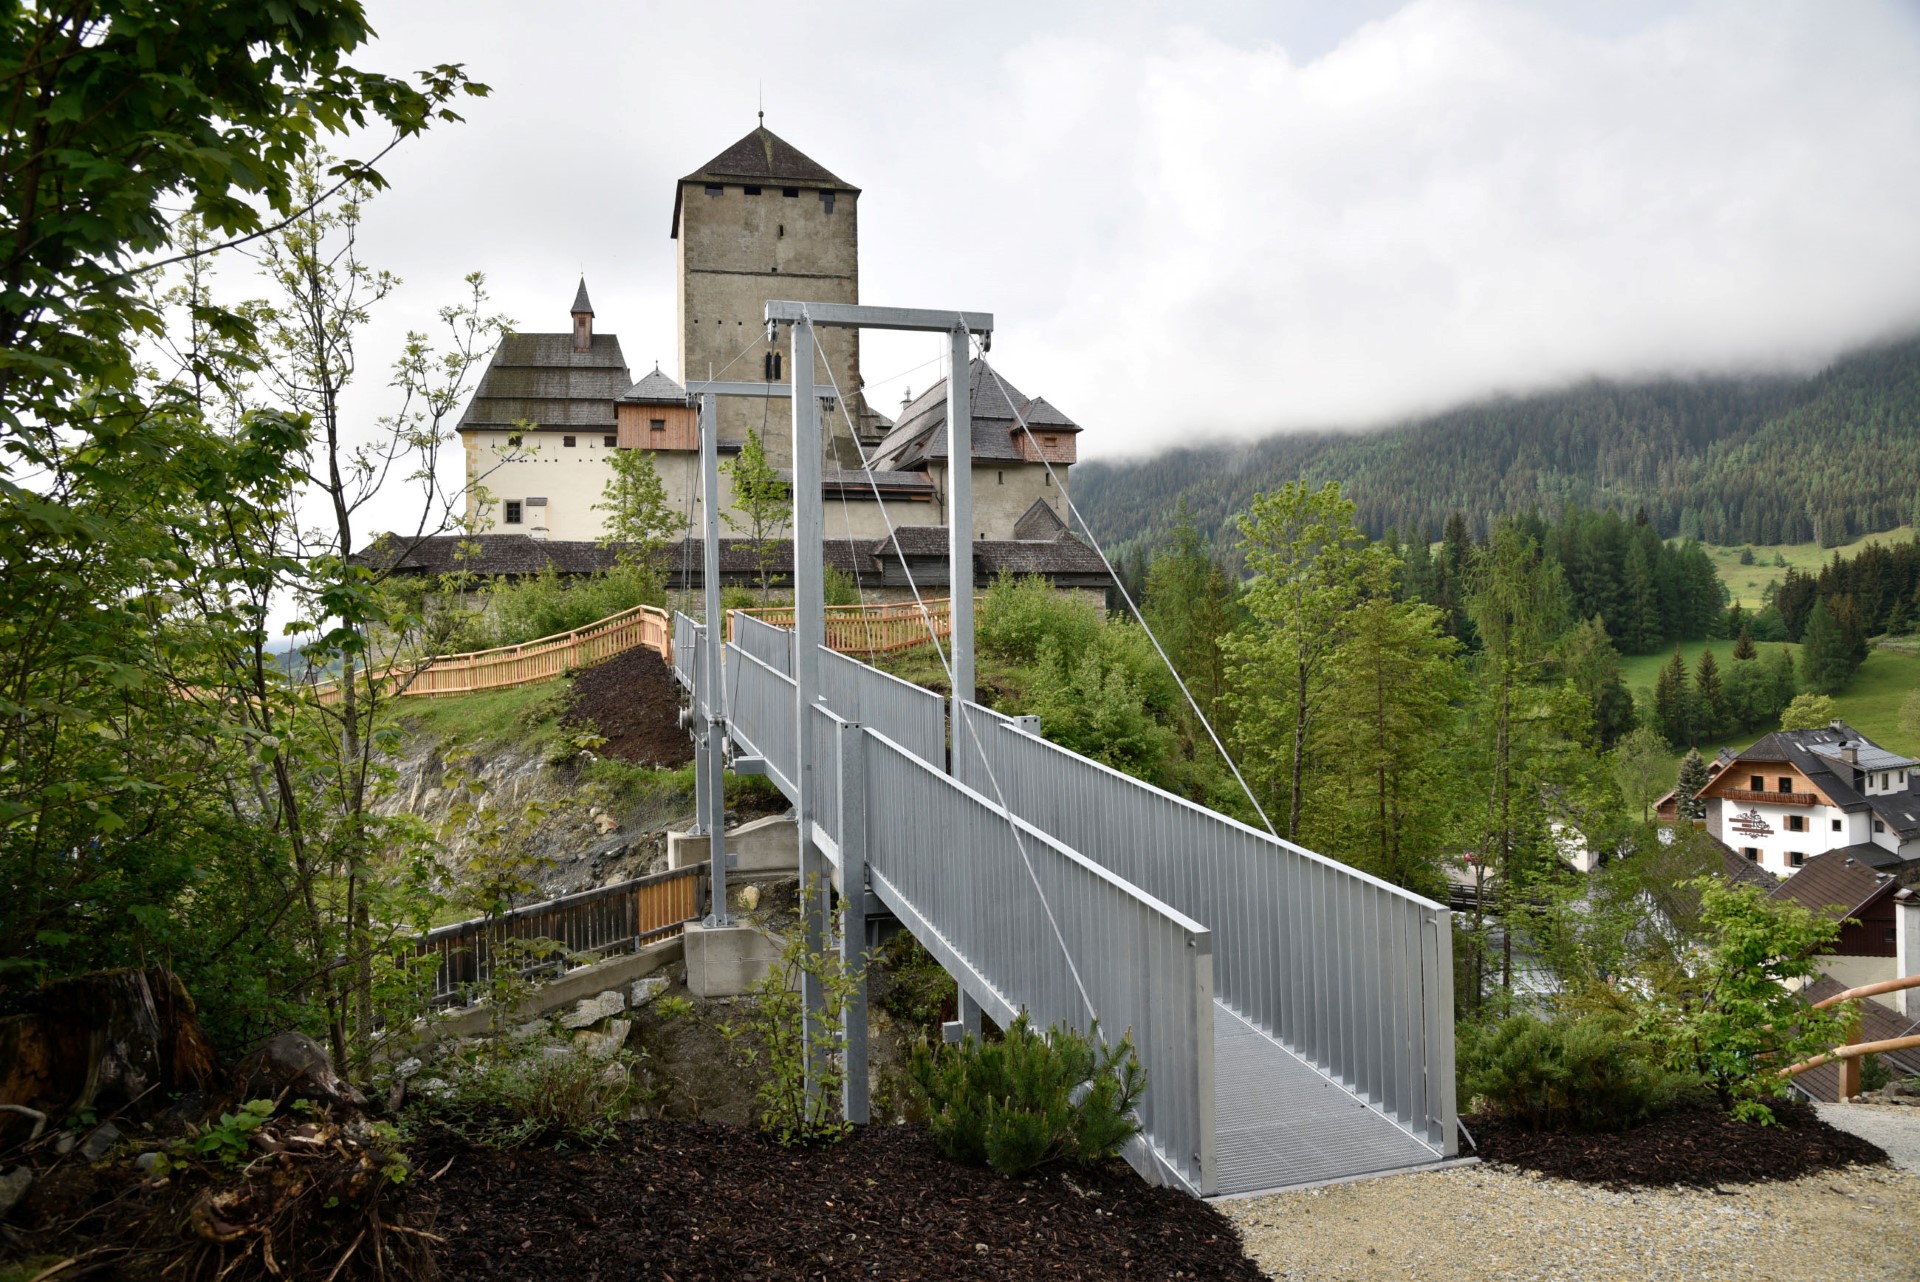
[977,573,1104,666]
[1459,1011,1687,1132]
[424,1037,644,1149]
[874,933,956,1035]
[909,1015,1145,1176]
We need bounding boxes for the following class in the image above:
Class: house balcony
[1717,788,1819,807]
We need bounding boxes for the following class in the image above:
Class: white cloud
[327,0,1920,483]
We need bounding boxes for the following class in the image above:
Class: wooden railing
[416,864,707,1008]
[1717,788,1819,807]
[313,603,673,704]
[727,596,979,656]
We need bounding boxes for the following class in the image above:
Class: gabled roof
[1013,499,1069,541]
[618,366,687,405]
[870,360,1082,471]
[1714,722,1920,837]
[458,332,630,432]
[571,278,593,315]
[1768,848,1897,924]
[672,124,858,237]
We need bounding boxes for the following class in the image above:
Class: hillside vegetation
[1076,337,1920,556]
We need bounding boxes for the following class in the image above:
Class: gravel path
[1222,1162,1919,1281]
[1816,1103,1920,1172]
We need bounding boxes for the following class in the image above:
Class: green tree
[596,444,682,565]
[1611,726,1672,823]
[1723,656,1777,731]
[723,429,791,603]
[1674,749,1711,822]
[1652,648,1692,746]
[1798,598,1856,695]
[1559,615,1637,748]
[1731,625,1757,662]
[1779,693,1839,732]
[1900,689,1920,744]
[1228,482,1394,840]
[1765,645,1799,713]
[1693,649,1730,742]
[1143,500,1241,728]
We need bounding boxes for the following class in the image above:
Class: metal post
[946,324,973,756]
[699,392,730,927]
[790,317,831,1104]
[836,719,869,1125]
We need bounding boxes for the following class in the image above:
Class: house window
[1875,819,1886,833]
[504,501,522,525]
[563,435,577,448]
[1789,851,1806,867]
[1743,847,1760,863]
[1786,815,1806,832]
[1832,818,1842,831]
[1750,775,1764,791]
[650,418,666,432]
[1778,777,1792,793]
[604,435,616,448]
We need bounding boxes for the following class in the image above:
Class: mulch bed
[1468,1098,1889,1189]
[566,646,693,767]
[411,1120,1262,1281]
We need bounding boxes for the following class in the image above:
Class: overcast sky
[319,0,1920,479]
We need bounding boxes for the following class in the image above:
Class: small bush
[422,1038,643,1149]
[1460,1011,1688,1133]
[909,1014,1145,1176]
[875,933,956,1035]
[977,573,1104,666]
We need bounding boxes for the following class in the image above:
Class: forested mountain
[1075,337,1920,555]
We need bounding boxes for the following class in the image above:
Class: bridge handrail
[858,724,1217,1196]
[955,701,1456,1153]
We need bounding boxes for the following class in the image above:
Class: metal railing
[954,701,1456,1152]
[820,645,945,770]
[857,726,1216,1194]
[732,611,795,676]
[415,864,706,1008]
[672,611,700,688]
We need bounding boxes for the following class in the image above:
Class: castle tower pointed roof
[671,123,858,237]
[571,277,593,316]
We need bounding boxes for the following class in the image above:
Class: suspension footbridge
[674,301,1458,1198]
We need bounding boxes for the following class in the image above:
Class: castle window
[604,435,616,448]
[783,188,799,198]
[1044,471,1052,487]
[563,436,577,448]
[504,501,522,525]
[778,224,785,238]
[997,471,1003,485]
[743,185,761,196]
[820,192,835,213]
[764,351,783,381]
[650,419,666,433]
[704,184,723,197]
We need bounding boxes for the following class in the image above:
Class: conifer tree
[1653,647,1692,746]
[1799,598,1856,696]
[1694,649,1730,742]
[1675,749,1711,821]
[1764,645,1799,715]
[1732,625,1757,662]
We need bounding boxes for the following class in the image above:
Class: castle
[452,122,1089,572]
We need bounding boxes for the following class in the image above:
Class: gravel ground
[1222,1162,1919,1281]
[1816,1102,1920,1172]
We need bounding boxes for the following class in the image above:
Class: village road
[1816,1102,1920,1173]
[1222,1161,1917,1281]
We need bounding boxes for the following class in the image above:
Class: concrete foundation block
[683,919,789,998]
[669,815,799,876]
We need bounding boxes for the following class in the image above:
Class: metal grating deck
[1211,1002,1444,1196]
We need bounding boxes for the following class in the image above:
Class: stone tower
[672,121,879,469]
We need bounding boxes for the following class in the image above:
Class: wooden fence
[416,864,707,1008]
[313,603,673,704]
[727,597,975,656]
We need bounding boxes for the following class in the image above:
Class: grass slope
[1700,525,1916,609]
[1619,640,1920,761]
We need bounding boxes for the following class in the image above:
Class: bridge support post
[946,322,973,754]
[698,390,730,927]
[790,316,832,1109]
[836,719,869,1124]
